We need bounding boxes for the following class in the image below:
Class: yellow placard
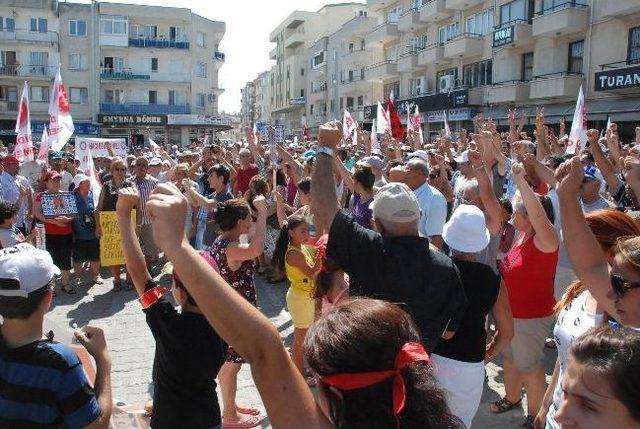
[100,210,135,267]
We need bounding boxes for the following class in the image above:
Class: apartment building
[0,1,227,147]
[240,80,255,127]
[253,69,272,125]
[363,0,640,140]
[269,3,372,136]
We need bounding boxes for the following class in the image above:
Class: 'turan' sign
[594,65,640,91]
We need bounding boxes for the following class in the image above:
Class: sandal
[61,284,77,294]
[236,405,260,416]
[222,414,263,428]
[490,397,522,414]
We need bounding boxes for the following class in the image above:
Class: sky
[69,0,365,114]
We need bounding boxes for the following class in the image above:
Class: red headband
[320,342,430,427]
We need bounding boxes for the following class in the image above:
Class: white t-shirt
[414,182,447,238]
[546,290,604,428]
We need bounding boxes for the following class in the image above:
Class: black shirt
[327,210,467,352]
[434,259,500,363]
[143,283,227,429]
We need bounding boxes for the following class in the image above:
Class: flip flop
[236,405,260,416]
[222,414,264,428]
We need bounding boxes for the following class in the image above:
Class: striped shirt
[135,175,159,225]
[0,334,101,429]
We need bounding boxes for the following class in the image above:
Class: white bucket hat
[442,204,490,253]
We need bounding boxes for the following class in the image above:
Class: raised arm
[587,129,622,193]
[276,144,304,173]
[556,156,614,316]
[311,122,343,233]
[512,162,558,253]
[523,153,557,189]
[535,108,551,160]
[115,188,152,296]
[332,156,355,192]
[145,183,327,429]
[225,195,268,262]
[469,149,502,235]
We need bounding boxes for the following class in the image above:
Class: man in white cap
[0,243,112,428]
[311,121,466,351]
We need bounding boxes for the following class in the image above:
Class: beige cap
[370,183,421,224]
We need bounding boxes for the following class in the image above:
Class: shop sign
[98,114,167,125]
[365,90,469,120]
[427,110,447,123]
[493,26,514,48]
[289,97,306,105]
[447,107,473,121]
[594,65,640,91]
[167,114,232,126]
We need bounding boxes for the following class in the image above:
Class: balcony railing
[0,29,59,44]
[599,59,640,70]
[214,51,225,61]
[99,68,150,80]
[128,37,190,49]
[0,64,56,78]
[535,1,588,16]
[100,103,190,114]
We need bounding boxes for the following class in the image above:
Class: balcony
[100,69,150,81]
[420,0,453,23]
[445,0,484,10]
[269,47,277,60]
[398,50,420,72]
[486,81,531,104]
[597,1,640,19]
[532,2,589,38]
[398,8,424,33]
[341,75,366,95]
[468,86,488,105]
[284,32,305,49]
[444,33,484,59]
[418,43,447,65]
[0,101,18,112]
[365,21,399,46]
[365,60,398,81]
[0,64,56,79]
[100,103,190,114]
[492,20,533,48]
[529,72,583,99]
[0,29,59,45]
[128,37,190,49]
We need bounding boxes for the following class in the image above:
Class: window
[384,81,400,98]
[301,67,305,76]
[409,77,424,95]
[300,89,304,98]
[169,90,176,105]
[465,9,494,36]
[310,104,314,115]
[463,59,492,87]
[330,99,335,113]
[148,90,157,104]
[385,45,399,61]
[522,52,534,81]
[0,17,16,32]
[29,51,48,66]
[100,15,127,35]
[151,58,158,72]
[339,97,343,109]
[30,86,49,102]
[69,87,88,104]
[568,40,584,74]
[312,51,325,68]
[357,96,364,106]
[69,53,88,70]
[196,93,205,107]
[69,20,87,36]
[629,27,640,64]
[196,62,207,77]
[169,26,185,41]
[197,31,206,47]
[30,18,47,33]
[104,89,123,104]
[346,97,354,109]
[438,22,460,43]
[500,0,531,25]
[357,10,368,17]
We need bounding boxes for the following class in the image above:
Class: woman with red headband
[143,182,464,429]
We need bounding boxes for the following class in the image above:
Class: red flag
[387,92,404,140]
[14,81,34,162]
[48,68,74,151]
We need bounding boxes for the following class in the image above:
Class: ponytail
[271,215,306,274]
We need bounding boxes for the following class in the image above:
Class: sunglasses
[610,273,640,298]
[114,167,127,172]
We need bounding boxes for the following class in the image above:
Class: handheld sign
[40,192,78,218]
[99,210,135,266]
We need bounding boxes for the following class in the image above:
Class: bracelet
[316,146,334,157]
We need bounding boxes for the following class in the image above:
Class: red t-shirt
[499,233,557,319]
[36,192,73,235]
[235,164,259,196]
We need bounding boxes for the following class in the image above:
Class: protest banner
[40,192,78,218]
[76,137,127,158]
[100,210,135,266]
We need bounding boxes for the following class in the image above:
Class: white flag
[370,119,381,153]
[48,67,74,151]
[75,138,102,207]
[14,81,34,162]
[352,121,358,147]
[376,102,390,134]
[149,138,162,155]
[566,85,587,155]
[443,112,451,139]
[343,109,356,139]
[38,125,50,161]
[292,135,299,148]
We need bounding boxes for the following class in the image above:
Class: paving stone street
[47,269,556,429]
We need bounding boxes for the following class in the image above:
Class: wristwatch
[316,146,334,157]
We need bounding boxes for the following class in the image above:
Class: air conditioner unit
[414,78,423,95]
[207,93,216,102]
[439,75,453,93]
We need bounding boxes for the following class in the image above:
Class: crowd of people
[1,109,640,429]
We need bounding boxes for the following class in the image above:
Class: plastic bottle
[35,222,46,250]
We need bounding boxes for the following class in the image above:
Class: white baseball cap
[453,150,469,164]
[0,243,60,297]
[72,173,90,190]
[370,183,421,224]
[442,204,490,253]
[409,150,430,163]
[357,156,384,169]
[149,157,162,166]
